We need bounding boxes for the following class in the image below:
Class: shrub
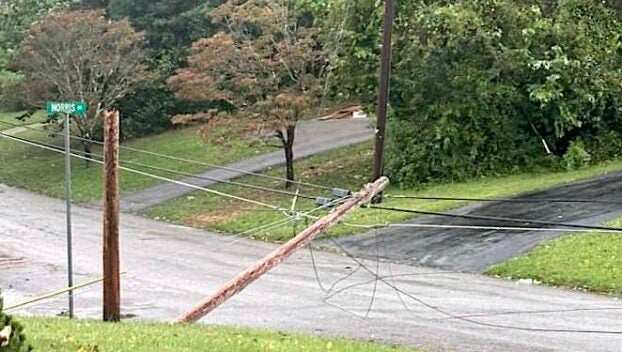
[562,141,591,170]
[0,291,31,352]
[114,82,176,141]
[0,71,24,112]
[338,0,622,185]
[583,131,622,163]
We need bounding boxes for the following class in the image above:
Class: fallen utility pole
[174,176,390,323]
[102,110,121,322]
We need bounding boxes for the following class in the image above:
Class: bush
[583,131,622,163]
[0,291,31,352]
[0,71,24,112]
[339,0,622,185]
[115,82,176,141]
[562,141,591,170]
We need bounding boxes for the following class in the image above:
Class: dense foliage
[0,0,73,110]
[1,0,226,138]
[0,0,72,68]
[4,0,622,179]
[0,291,31,352]
[100,0,226,138]
[339,0,622,185]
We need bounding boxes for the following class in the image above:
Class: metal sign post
[47,101,87,319]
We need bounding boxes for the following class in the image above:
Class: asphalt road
[2,185,622,352]
[119,118,373,212]
[324,170,622,273]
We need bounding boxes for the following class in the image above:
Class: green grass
[0,110,47,128]
[488,218,622,295]
[19,317,419,352]
[147,142,622,242]
[0,125,272,203]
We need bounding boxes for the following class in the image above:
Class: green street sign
[46,101,88,116]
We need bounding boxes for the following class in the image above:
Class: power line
[0,132,363,251]
[9,126,622,235]
[214,195,352,252]
[385,195,622,205]
[0,132,292,213]
[302,207,622,233]
[116,159,318,200]
[318,263,622,322]
[341,222,622,234]
[0,119,335,191]
[369,205,622,233]
[329,239,622,335]
[0,129,322,201]
[118,142,334,192]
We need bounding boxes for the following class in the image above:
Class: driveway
[2,185,622,352]
[119,118,373,212]
[0,122,45,135]
[323,170,622,273]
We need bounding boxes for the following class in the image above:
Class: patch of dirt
[0,251,25,268]
[189,206,254,226]
[300,153,370,179]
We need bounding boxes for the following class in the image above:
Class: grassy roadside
[0,110,47,128]
[20,317,419,352]
[0,125,272,203]
[147,142,622,242]
[488,217,622,295]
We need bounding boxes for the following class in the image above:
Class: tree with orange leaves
[12,9,150,164]
[168,0,328,187]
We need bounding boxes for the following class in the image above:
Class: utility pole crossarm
[174,176,390,324]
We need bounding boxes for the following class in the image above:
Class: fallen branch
[319,105,363,121]
[174,176,390,323]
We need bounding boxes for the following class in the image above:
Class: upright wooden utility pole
[102,110,121,322]
[372,0,396,184]
[174,177,390,323]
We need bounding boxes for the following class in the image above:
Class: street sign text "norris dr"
[47,101,88,116]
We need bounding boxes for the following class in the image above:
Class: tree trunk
[280,125,296,189]
[83,141,93,168]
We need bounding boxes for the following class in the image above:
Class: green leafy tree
[338,0,622,185]
[0,0,72,68]
[108,0,224,74]
[0,0,73,110]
